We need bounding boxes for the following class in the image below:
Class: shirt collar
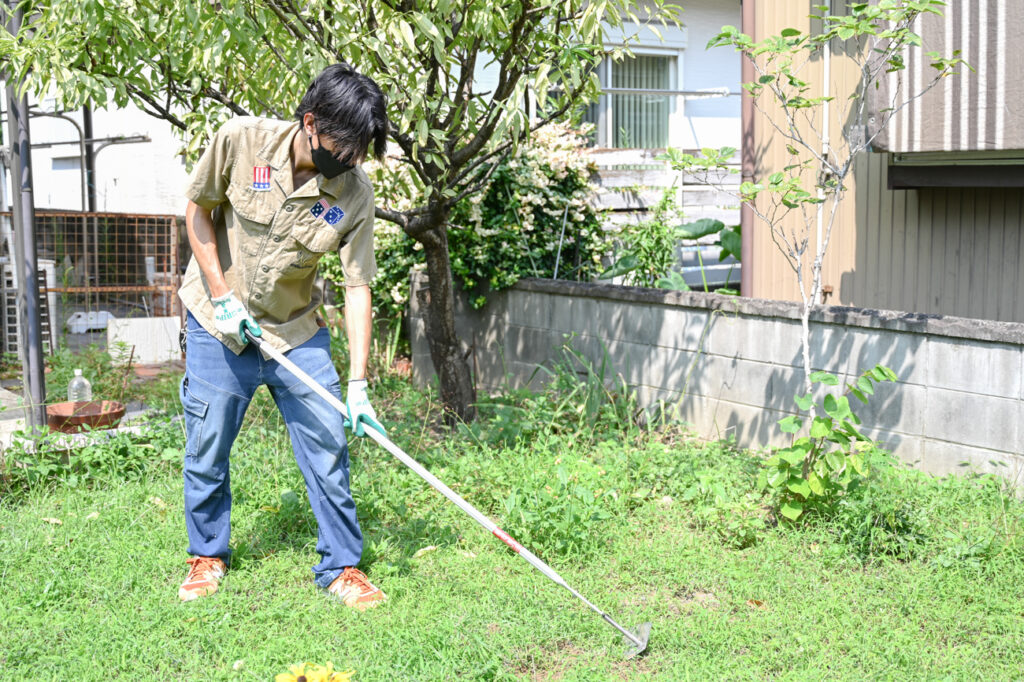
[256,120,348,199]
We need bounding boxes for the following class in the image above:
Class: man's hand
[211,291,262,344]
[345,379,386,437]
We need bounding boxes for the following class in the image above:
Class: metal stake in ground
[245,329,651,659]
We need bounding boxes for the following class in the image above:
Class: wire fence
[1,211,180,355]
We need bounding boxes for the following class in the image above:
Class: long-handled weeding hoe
[245,329,651,659]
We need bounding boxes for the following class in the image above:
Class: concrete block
[605,341,694,391]
[504,326,564,366]
[808,325,928,386]
[845,380,926,439]
[107,317,180,365]
[917,439,1021,480]
[922,388,1019,453]
[411,351,435,388]
[507,291,558,329]
[868,430,926,468]
[927,337,1021,399]
[677,397,792,450]
[686,354,804,413]
[652,306,712,352]
[409,317,430,360]
[705,313,803,367]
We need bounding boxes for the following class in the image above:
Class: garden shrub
[319,124,607,319]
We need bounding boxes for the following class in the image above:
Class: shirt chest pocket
[226,183,277,228]
[284,216,346,274]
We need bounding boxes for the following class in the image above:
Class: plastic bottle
[68,369,93,402]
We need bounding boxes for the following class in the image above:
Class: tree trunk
[417,225,477,424]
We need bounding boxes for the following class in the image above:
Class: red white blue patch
[310,198,329,219]
[252,166,272,191]
[324,206,345,225]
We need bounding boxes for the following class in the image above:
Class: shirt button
[262,265,270,273]
[253,292,262,299]
[273,235,282,242]
[285,205,294,213]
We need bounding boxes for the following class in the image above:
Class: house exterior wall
[2,98,190,215]
[675,0,742,151]
[746,0,1024,322]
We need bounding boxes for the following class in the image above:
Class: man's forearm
[344,284,372,381]
[185,200,229,299]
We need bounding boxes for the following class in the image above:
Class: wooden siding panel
[902,187,920,312]
[878,155,895,308]
[1001,193,1020,321]
[889,164,906,311]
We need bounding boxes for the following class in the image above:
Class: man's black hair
[295,63,389,163]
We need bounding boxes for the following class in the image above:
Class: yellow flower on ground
[276,662,354,682]
[275,662,311,682]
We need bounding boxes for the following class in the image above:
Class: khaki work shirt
[178,117,377,355]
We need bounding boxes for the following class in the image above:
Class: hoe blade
[623,622,652,659]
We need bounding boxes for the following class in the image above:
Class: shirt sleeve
[185,119,242,210]
[338,188,378,287]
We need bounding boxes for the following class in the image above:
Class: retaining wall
[409,273,1024,481]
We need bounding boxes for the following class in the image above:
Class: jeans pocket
[180,377,209,458]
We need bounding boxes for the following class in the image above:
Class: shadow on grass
[229,491,460,575]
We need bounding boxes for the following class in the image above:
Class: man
[176,63,389,610]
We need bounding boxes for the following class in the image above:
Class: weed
[762,365,899,522]
[0,418,182,499]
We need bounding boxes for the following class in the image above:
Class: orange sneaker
[178,556,226,602]
[327,567,387,610]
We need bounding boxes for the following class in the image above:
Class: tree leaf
[778,415,802,434]
[780,501,804,520]
[598,254,639,279]
[794,393,813,411]
[787,476,811,497]
[810,371,839,386]
[807,471,825,496]
[719,226,742,260]
[677,218,725,239]
[810,417,832,439]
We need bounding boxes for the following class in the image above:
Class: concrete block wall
[409,274,1024,482]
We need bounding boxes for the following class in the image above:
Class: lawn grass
[1,373,1023,680]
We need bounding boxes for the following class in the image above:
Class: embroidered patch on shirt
[252,166,272,191]
[310,198,329,219]
[324,206,345,225]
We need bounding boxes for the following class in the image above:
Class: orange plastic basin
[46,400,126,433]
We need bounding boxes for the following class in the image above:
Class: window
[584,52,679,149]
[52,156,82,171]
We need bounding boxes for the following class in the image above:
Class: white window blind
[585,54,675,149]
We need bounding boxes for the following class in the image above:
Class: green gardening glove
[211,291,262,345]
[344,379,386,437]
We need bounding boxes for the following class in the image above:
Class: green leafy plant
[599,185,741,293]
[761,364,898,521]
[675,216,742,295]
[449,124,608,309]
[599,186,680,289]
[500,456,618,559]
[321,124,607,318]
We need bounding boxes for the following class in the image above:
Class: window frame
[590,22,689,150]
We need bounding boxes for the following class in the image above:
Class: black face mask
[307,134,353,179]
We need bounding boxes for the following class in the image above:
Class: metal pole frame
[3,1,47,428]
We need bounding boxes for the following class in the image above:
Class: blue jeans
[180,312,360,588]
